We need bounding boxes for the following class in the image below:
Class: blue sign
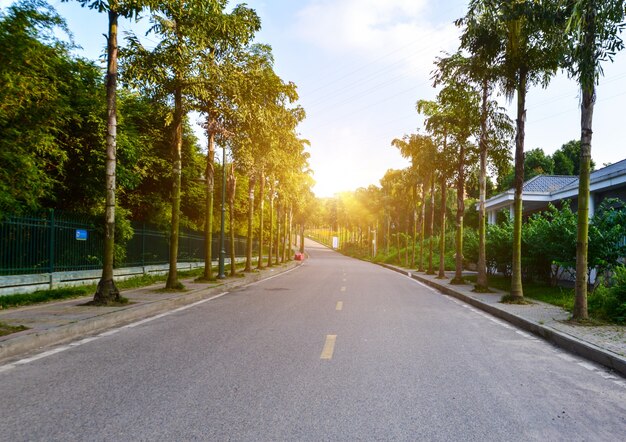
[75,229,88,241]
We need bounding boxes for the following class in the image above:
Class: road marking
[320,335,337,360]
[340,286,346,292]
[336,301,343,311]
[342,278,347,282]
[0,291,231,372]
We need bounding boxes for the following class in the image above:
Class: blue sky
[4,0,626,197]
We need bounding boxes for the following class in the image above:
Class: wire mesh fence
[0,210,254,276]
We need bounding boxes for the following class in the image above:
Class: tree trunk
[418,182,426,272]
[165,82,183,289]
[275,199,281,265]
[287,205,293,261]
[268,180,275,267]
[452,145,465,284]
[438,174,447,279]
[476,78,489,291]
[574,14,596,319]
[94,7,121,304]
[299,224,305,253]
[510,70,527,298]
[245,175,255,272]
[427,172,435,274]
[257,170,265,269]
[202,128,215,280]
[228,164,236,277]
[386,215,391,256]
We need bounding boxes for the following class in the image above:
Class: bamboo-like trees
[564,0,625,319]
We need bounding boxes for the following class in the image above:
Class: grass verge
[0,322,28,337]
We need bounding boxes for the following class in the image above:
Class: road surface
[1,240,625,441]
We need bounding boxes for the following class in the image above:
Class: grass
[465,274,575,310]
[0,322,28,337]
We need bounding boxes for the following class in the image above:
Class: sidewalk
[379,263,626,378]
[0,261,301,363]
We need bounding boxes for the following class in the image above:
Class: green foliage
[486,217,513,277]
[589,266,626,323]
[524,148,554,179]
[0,1,77,212]
[588,199,626,279]
[523,203,577,284]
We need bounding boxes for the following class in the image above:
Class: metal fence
[0,210,254,276]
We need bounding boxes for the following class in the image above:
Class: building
[484,158,626,223]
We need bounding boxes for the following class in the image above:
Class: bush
[588,265,626,323]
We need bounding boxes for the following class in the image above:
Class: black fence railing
[0,210,255,276]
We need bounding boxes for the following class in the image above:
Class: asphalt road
[1,240,625,441]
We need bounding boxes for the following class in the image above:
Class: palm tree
[564,0,626,319]
[483,0,565,299]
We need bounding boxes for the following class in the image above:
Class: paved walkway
[380,264,626,377]
[0,262,300,363]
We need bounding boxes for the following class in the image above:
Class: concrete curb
[0,262,301,363]
[377,262,626,378]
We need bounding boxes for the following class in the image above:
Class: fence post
[141,222,146,271]
[49,209,55,274]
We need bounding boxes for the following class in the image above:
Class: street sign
[75,229,88,241]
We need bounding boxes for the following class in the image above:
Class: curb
[0,261,301,363]
[377,262,626,378]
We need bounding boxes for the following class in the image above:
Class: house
[484,158,626,223]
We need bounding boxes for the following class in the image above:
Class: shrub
[588,265,626,323]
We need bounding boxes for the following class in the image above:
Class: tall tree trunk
[437,175,447,279]
[165,82,183,289]
[419,182,426,272]
[282,206,289,262]
[299,224,305,253]
[94,7,121,304]
[245,176,255,272]
[287,205,293,261]
[452,146,465,284]
[411,203,417,269]
[386,214,391,256]
[202,127,215,280]
[274,199,281,265]
[510,70,527,298]
[574,13,596,319]
[427,172,435,274]
[476,78,489,291]
[228,164,236,277]
[257,170,265,269]
[268,180,275,267]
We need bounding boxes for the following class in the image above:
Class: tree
[454,3,513,291]
[486,0,566,299]
[564,0,625,319]
[191,12,261,280]
[124,0,257,288]
[553,139,595,175]
[430,70,481,284]
[525,148,555,178]
[391,133,436,272]
[0,1,77,213]
[68,0,150,303]
[417,96,459,279]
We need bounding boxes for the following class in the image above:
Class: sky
[4,0,626,197]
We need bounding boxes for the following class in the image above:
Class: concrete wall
[0,258,249,296]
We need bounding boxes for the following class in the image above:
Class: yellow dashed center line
[320,335,337,360]
[336,301,343,311]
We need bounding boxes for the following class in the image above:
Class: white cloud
[292,0,460,77]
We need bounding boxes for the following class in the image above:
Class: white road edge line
[0,267,300,372]
[0,291,231,372]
